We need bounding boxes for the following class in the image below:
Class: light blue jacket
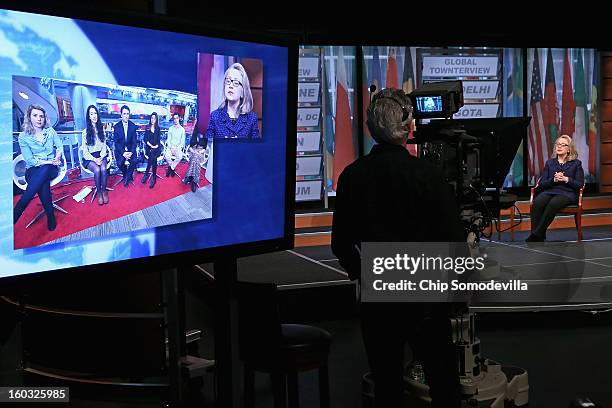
[18,127,63,169]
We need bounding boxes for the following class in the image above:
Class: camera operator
[331,88,464,408]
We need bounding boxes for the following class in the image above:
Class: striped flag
[361,49,375,154]
[543,48,560,145]
[331,46,356,191]
[364,47,383,155]
[588,52,599,175]
[401,47,417,156]
[561,49,576,137]
[386,47,399,89]
[370,47,382,94]
[528,49,551,180]
[402,47,414,94]
[572,49,590,177]
[324,49,336,191]
[506,48,524,186]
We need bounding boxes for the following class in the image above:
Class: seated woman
[141,112,162,189]
[206,62,260,139]
[82,105,109,205]
[527,134,585,242]
[14,104,63,231]
[183,131,208,193]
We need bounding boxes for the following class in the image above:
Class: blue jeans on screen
[13,164,59,224]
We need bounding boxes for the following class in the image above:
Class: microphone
[369,84,377,103]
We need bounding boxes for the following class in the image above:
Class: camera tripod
[361,312,528,407]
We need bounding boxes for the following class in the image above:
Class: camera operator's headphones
[370,92,412,122]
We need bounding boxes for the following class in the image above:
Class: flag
[505,48,515,114]
[401,47,417,156]
[402,47,414,94]
[363,47,383,155]
[504,48,523,116]
[385,47,399,89]
[513,51,524,113]
[370,46,382,94]
[324,48,335,191]
[572,49,590,177]
[543,48,560,145]
[506,49,524,186]
[588,52,599,175]
[361,48,375,154]
[321,46,335,191]
[332,46,356,191]
[528,49,550,180]
[561,48,576,137]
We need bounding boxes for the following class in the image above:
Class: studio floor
[3,227,612,407]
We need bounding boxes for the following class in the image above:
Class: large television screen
[0,8,296,278]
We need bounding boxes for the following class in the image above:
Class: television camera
[404,81,529,242]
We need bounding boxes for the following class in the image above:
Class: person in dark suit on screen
[205,62,260,139]
[331,88,464,408]
[113,105,138,187]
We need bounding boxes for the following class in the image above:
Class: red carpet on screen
[13,163,210,249]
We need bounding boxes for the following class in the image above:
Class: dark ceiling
[2,0,609,50]
[165,3,609,50]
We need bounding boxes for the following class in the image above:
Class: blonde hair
[552,134,578,161]
[23,104,49,134]
[218,62,254,114]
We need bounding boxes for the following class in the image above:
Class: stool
[237,281,331,408]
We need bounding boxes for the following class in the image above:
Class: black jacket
[331,143,464,281]
[113,120,138,157]
[144,127,161,156]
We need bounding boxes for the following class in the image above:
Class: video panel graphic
[12,76,212,249]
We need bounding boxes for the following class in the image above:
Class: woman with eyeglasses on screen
[527,134,585,242]
[14,104,63,231]
[205,62,260,139]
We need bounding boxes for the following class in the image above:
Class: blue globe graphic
[0,9,116,83]
[0,9,143,275]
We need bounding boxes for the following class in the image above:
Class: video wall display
[1,9,291,278]
[310,46,599,193]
